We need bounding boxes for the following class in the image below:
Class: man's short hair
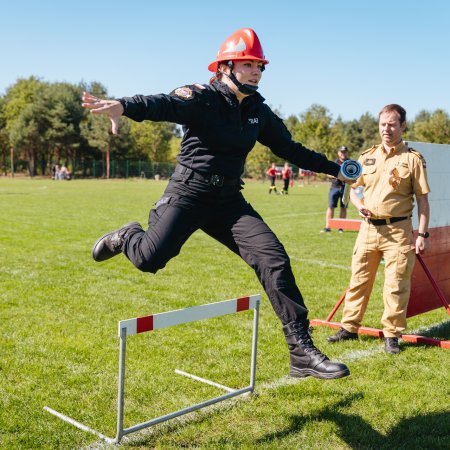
[379,104,407,124]
[338,146,348,152]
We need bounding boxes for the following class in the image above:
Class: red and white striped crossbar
[118,295,261,336]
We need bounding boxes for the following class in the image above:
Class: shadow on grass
[408,319,450,341]
[256,393,449,449]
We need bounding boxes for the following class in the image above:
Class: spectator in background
[59,165,71,180]
[266,162,279,194]
[281,162,293,195]
[299,168,316,186]
[321,146,349,233]
[52,164,60,180]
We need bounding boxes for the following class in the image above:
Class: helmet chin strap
[226,72,258,95]
[220,61,258,95]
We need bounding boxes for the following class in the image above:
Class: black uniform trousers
[122,166,308,325]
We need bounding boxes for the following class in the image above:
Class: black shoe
[320,228,331,234]
[283,321,350,380]
[92,222,142,262]
[384,337,400,354]
[327,328,358,343]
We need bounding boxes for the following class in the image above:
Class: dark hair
[209,62,228,84]
[379,104,406,124]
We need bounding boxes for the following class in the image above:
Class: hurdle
[45,294,261,444]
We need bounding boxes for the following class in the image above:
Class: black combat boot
[283,321,350,380]
[92,222,142,262]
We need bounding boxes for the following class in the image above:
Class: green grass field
[1,177,449,450]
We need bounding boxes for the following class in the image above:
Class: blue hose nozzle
[340,160,362,180]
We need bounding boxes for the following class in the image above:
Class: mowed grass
[0,177,449,450]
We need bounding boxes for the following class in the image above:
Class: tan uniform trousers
[341,219,416,338]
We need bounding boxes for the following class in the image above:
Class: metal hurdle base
[45,368,254,444]
[45,295,261,444]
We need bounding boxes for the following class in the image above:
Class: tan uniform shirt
[353,141,430,218]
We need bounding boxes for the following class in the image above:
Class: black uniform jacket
[119,81,340,179]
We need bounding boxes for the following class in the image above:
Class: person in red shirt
[281,162,293,194]
[266,162,278,194]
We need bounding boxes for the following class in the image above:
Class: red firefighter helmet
[208,28,269,72]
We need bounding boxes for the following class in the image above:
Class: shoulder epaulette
[408,147,427,167]
[408,147,423,158]
[361,145,377,155]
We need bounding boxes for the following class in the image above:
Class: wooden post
[10,147,14,178]
[106,145,110,179]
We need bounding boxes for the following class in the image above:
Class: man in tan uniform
[327,104,431,354]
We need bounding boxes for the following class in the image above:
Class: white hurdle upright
[45,294,261,444]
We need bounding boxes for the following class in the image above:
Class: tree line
[1,76,449,179]
[0,77,180,178]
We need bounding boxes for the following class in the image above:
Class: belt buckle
[209,174,224,187]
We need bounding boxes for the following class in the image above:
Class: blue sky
[2,0,449,121]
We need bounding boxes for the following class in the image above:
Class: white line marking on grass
[341,347,385,361]
[257,375,300,390]
[265,212,323,220]
[291,256,351,271]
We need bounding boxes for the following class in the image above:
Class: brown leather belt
[367,216,408,226]
[174,165,240,187]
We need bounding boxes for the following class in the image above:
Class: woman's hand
[82,92,124,135]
